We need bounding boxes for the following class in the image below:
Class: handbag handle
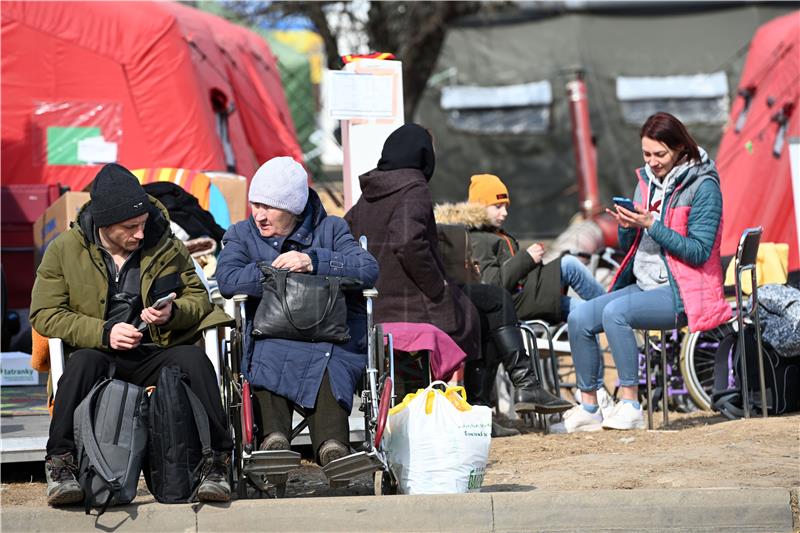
[275,269,341,331]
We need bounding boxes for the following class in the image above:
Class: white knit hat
[248,157,308,215]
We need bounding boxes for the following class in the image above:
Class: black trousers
[461,283,519,345]
[461,283,521,406]
[47,344,233,457]
[253,370,348,461]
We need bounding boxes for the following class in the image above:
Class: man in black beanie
[30,163,233,506]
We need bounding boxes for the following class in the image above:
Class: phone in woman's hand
[613,196,636,212]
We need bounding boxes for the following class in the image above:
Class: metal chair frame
[643,329,672,430]
[733,226,768,418]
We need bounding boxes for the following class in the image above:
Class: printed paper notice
[328,71,394,119]
[77,136,118,164]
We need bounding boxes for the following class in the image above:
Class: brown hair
[640,112,701,162]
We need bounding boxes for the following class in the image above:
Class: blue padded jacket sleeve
[647,179,722,266]
[216,224,264,299]
[309,218,379,286]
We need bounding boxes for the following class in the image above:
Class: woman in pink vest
[558,112,730,433]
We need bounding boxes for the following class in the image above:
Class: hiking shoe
[45,453,84,506]
[197,452,231,502]
[550,405,603,434]
[602,402,645,430]
[318,439,349,467]
[491,420,521,438]
[259,432,291,486]
[514,385,573,414]
[259,432,290,452]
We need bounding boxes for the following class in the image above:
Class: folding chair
[733,226,768,418]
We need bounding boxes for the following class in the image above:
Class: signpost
[328,59,404,210]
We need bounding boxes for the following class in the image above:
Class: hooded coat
[30,197,231,351]
[216,189,378,412]
[344,124,481,361]
[434,202,563,323]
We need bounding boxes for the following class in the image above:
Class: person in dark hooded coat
[344,124,481,361]
[345,124,571,422]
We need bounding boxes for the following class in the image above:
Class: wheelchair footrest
[321,450,385,482]
[243,449,302,476]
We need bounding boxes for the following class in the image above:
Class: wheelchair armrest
[202,327,222,388]
[363,288,378,299]
[48,338,65,398]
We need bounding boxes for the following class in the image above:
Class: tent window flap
[616,72,730,124]
[441,81,552,134]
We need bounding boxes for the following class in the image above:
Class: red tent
[1,1,303,308]
[717,11,800,271]
[1,1,302,191]
[159,2,303,179]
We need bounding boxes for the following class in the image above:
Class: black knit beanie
[89,163,149,227]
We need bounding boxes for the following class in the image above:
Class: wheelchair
[220,284,399,498]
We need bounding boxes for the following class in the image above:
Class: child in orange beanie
[466,173,604,322]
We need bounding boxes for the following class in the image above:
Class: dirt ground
[2,411,798,507]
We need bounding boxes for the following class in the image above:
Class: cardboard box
[208,173,248,224]
[33,192,90,268]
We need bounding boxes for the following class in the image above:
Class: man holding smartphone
[30,163,233,506]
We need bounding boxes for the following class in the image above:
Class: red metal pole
[566,78,602,218]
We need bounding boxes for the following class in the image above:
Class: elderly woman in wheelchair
[216,157,378,490]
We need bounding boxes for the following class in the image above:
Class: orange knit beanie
[469,174,510,206]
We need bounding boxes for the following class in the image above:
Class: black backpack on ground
[711,324,800,418]
[73,378,149,515]
[144,366,214,503]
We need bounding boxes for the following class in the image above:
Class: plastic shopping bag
[384,381,491,494]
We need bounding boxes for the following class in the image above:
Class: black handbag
[252,264,359,343]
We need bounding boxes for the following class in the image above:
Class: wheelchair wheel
[680,320,736,411]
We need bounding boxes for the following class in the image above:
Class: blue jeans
[567,284,677,391]
[559,255,606,321]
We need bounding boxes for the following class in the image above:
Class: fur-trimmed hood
[433,201,491,230]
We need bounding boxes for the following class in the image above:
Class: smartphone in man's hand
[137,293,176,331]
[151,292,176,310]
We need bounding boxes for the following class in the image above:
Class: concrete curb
[1,487,793,532]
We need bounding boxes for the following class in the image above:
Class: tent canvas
[415,3,795,241]
[716,11,800,272]
[1,0,302,308]
[1,0,301,191]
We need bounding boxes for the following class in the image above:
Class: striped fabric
[131,167,211,210]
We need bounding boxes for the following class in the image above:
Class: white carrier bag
[384,381,491,494]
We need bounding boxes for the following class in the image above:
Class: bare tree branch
[222,1,515,120]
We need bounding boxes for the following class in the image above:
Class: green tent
[416,3,795,240]
[264,33,321,181]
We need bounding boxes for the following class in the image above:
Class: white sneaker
[550,405,603,433]
[601,401,645,430]
[573,388,616,420]
[597,388,616,420]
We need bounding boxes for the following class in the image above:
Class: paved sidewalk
[2,487,795,532]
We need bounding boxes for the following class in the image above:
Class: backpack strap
[712,334,737,395]
[181,380,214,502]
[181,381,212,457]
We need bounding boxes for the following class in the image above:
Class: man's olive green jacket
[30,197,231,351]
